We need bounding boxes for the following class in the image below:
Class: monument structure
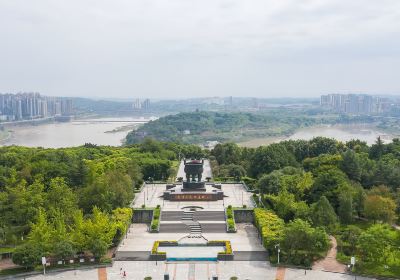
[163,158,224,201]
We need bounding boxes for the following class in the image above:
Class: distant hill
[125,110,337,145]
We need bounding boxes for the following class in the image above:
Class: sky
[0,0,399,99]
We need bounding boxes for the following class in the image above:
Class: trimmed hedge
[226,205,236,232]
[254,208,284,250]
[150,206,161,232]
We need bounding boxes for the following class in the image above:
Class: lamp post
[275,244,280,264]
[41,256,46,275]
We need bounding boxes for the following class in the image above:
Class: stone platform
[163,184,224,201]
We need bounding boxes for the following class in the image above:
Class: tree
[216,164,246,180]
[309,167,350,207]
[257,171,281,195]
[338,191,353,224]
[12,242,42,269]
[45,177,78,222]
[369,136,385,159]
[281,219,329,265]
[250,144,297,177]
[87,238,108,259]
[27,209,54,254]
[308,137,338,157]
[311,196,338,231]
[341,225,361,255]
[341,150,361,181]
[70,210,87,253]
[363,194,396,223]
[84,207,116,259]
[53,240,75,262]
[265,191,297,221]
[211,143,242,165]
[358,224,395,264]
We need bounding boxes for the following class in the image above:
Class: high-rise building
[142,99,150,110]
[61,99,73,116]
[320,94,390,115]
[0,93,74,121]
[132,99,142,110]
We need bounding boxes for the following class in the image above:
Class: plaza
[23,159,376,279]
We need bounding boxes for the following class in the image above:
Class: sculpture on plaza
[183,159,204,186]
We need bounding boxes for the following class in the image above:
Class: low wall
[232,251,268,261]
[132,209,153,223]
[233,209,254,223]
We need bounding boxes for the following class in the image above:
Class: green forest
[125,110,364,145]
[1,135,400,277]
[0,140,205,270]
[211,138,400,277]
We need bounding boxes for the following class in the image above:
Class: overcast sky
[0,0,399,99]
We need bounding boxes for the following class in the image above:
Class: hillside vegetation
[125,110,378,145]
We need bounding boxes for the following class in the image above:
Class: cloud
[0,0,399,98]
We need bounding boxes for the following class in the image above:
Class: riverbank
[238,124,397,147]
[0,130,11,143]
[0,117,150,148]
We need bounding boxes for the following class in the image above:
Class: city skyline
[0,0,399,98]
[0,92,73,121]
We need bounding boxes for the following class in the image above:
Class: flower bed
[150,240,233,260]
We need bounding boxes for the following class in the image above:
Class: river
[239,124,396,147]
[0,117,154,148]
[0,121,396,148]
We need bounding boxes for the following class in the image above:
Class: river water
[0,120,396,148]
[0,117,153,148]
[239,124,395,147]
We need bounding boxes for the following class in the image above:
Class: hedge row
[150,206,161,232]
[226,206,236,232]
[254,208,284,251]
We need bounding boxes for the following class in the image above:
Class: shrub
[227,219,235,230]
[254,208,284,250]
[150,207,161,232]
[226,207,236,231]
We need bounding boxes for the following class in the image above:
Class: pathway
[312,236,347,273]
[97,267,107,280]
[0,258,19,271]
[275,267,286,280]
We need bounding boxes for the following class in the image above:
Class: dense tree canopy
[0,142,190,262]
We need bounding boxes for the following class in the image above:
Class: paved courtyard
[24,262,377,280]
[132,183,253,209]
[117,224,265,253]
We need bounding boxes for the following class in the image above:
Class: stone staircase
[159,210,226,233]
[181,209,202,236]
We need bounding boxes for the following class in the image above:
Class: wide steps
[161,211,226,221]
[159,223,226,233]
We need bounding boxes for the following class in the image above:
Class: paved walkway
[98,267,107,280]
[24,261,378,280]
[117,223,265,254]
[0,258,19,270]
[276,267,286,280]
[312,236,346,273]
